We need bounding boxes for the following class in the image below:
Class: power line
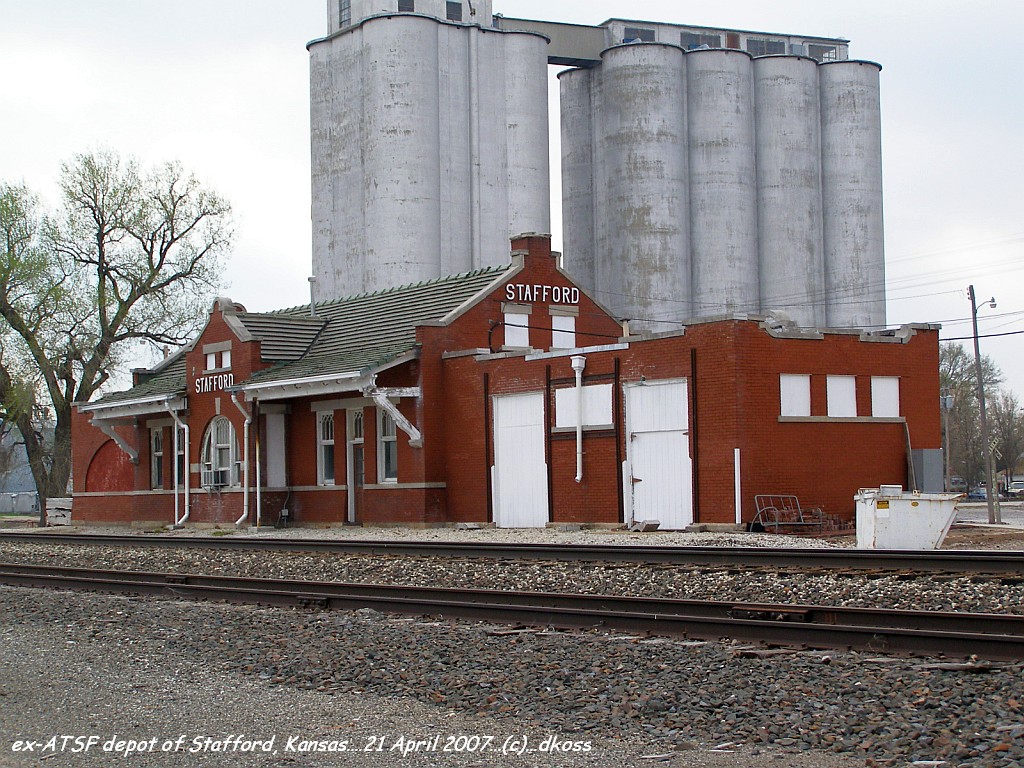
[941,329,1024,342]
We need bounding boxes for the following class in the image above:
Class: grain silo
[308,3,550,300]
[686,48,759,318]
[820,60,885,328]
[309,6,885,330]
[592,43,690,327]
[560,40,886,330]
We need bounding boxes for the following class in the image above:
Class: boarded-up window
[826,375,857,417]
[871,377,900,417]
[551,315,575,350]
[504,312,530,348]
[780,374,811,417]
[555,384,613,428]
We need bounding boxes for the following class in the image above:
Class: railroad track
[1,531,1023,573]
[1,562,1021,660]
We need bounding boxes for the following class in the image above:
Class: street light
[940,394,954,491]
[968,284,1001,524]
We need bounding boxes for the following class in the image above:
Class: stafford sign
[195,373,234,394]
[504,283,580,305]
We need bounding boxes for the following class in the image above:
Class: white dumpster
[855,486,960,549]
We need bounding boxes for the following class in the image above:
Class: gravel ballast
[2,585,1022,767]
[2,525,1024,766]
[2,539,1024,616]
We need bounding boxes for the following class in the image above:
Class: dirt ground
[941,523,1024,549]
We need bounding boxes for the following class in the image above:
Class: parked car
[966,486,1011,501]
[1007,481,1024,499]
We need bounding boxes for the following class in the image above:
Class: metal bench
[751,494,825,533]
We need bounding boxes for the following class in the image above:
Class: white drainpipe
[571,355,586,483]
[167,405,190,527]
[231,393,252,527]
[254,399,262,528]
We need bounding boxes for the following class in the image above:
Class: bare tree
[939,342,1002,488]
[0,151,232,516]
[991,391,1024,485]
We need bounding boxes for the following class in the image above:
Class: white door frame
[492,391,549,528]
[623,378,693,529]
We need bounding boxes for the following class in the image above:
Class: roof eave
[77,393,188,420]
[229,349,419,402]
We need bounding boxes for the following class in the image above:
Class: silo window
[338,0,351,28]
[808,44,839,62]
[446,2,462,21]
[623,27,655,43]
[398,0,414,11]
[680,32,720,49]
[746,38,786,56]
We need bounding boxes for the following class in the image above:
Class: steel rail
[1,531,1023,572]
[0,562,1021,660]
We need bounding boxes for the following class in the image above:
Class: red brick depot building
[73,235,942,529]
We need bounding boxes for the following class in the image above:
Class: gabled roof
[243,265,510,387]
[82,264,512,409]
[234,313,325,361]
[89,354,187,406]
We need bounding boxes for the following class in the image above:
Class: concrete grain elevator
[310,3,887,330]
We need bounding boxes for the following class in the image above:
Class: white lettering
[194,373,234,395]
[503,283,579,306]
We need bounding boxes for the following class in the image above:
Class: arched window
[378,410,398,482]
[200,416,239,488]
[317,412,335,486]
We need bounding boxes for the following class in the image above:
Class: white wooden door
[625,380,692,529]
[492,392,548,528]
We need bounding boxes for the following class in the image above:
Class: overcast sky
[2,1,1022,397]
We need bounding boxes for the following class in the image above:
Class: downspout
[171,421,179,527]
[571,355,586,483]
[231,393,252,527]
[167,405,190,527]
[254,399,262,528]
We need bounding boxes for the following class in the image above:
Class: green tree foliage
[0,151,232,511]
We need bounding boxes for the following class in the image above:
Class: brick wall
[72,239,941,529]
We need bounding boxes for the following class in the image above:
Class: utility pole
[968,284,1001,524]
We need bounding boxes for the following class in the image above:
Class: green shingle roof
[87,264,510,407]
[243,265,509,386]
[92,354,187,405]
